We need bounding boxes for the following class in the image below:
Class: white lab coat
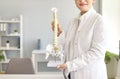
[59,8,108,79]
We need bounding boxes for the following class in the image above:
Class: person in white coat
[52,0,108,79]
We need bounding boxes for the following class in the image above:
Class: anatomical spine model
[45,7,64,62]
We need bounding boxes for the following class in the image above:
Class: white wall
[102,1,120,78]
[102,0,120,54]
[0,0,100,57]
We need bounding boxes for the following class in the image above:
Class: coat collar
[77,7,96,21]
[75,7,96,32]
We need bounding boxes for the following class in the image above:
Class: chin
[79,8,88,12]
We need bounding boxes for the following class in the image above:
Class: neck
[80,7,93,15]
[80,11,87,15]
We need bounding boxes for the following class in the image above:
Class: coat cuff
[63,62,71,79]
[58,31,64,38]
[66,61,71,73]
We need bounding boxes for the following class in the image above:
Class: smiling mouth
[79,4,87,6]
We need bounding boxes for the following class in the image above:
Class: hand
[51,21,63,36]
[56,63,67,70]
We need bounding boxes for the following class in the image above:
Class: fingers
[57,24,62,32]
[56,64,67,70]
[51,21,63,36]
[57,65,60,69]
[51,21,54,31]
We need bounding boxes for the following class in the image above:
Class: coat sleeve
[66,17,107,72]
[58,19,75,48]
[58,31,65,47]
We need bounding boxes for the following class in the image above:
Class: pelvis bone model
[45,7,64,62]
